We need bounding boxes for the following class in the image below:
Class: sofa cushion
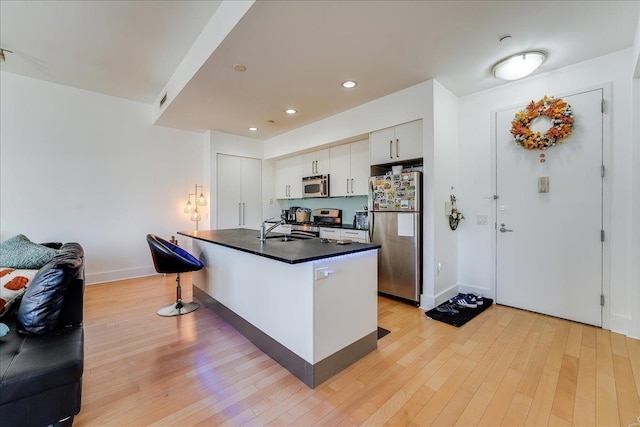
[0,268,38,317]
[0,235,59,269]
[17,245,83,334]
[0,323,84,407]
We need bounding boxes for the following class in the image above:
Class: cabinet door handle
[395,138,399,158]
[238,203,242,226]
[389,140,393,159]
[242,202,246,225]
[351,178,354,194]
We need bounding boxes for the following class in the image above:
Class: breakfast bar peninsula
[178,228,381,388]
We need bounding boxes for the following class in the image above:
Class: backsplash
[283,196,368,226]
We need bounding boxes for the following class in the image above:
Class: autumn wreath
[511,95,574,150]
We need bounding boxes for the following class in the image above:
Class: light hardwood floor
[74,274,640,426]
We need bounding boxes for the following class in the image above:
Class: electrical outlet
[477,215,488,225]
[315,267,330,280]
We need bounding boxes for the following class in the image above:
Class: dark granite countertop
[178,229,380,264]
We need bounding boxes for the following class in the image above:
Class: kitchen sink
[262,234,311,241]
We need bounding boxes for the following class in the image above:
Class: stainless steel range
[289,208,342,237]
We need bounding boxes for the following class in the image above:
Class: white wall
[632,76,640,339]
[0,72,207,284]
[432,82,460,301]
[629,14,640,341]
[457,49,636,336]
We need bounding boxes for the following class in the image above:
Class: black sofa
[0,243,85,427]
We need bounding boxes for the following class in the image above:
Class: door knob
[499,223,513,232]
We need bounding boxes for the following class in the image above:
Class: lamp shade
[191,211,200,222]
[493,51,545,80]
[184,200,194,213]
[197,192,207,206]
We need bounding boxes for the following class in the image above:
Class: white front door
[495,89,604,327]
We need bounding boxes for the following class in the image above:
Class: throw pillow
[0,234,59,269]
[17,249,82,334]
[0,268,38,317]
[0,322,9,337]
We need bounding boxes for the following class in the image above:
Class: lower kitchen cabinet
[340,229,369,243]
[217,154,262,229]
[319,227,369,243]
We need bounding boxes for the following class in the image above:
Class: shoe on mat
[449,293,477,308]
[435,303,459,314]
[470,293,483,306]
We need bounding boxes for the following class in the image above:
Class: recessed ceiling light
[285,108,297,115]
[342,81,357,89]
[493,51,546,80]
[248,126,258,131]
[233,64,247,72]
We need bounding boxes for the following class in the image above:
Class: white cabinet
[217,154,262,229]
[340,229,369,243]
[319,227,369,243]
[275,155,302,199]
[329,139,370,197]
[302,149,330,176]
[319,228,341,240]
[370,120,422,165]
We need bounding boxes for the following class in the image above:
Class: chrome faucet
[260,218,285,241]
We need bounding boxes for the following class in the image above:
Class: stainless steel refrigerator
[369,171,422,303]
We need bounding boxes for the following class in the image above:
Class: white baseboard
[85,266,157,285]
[609,313,630,337]
[420,283,494,311]
[419,284,461,311]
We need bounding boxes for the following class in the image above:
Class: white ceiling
[2,1,639,140]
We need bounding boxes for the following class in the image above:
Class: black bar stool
[146,234,203,316]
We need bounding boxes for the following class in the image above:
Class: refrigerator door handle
[368,212,374,242]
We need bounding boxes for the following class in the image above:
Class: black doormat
[425,298,494,327]
[377,327,391,339]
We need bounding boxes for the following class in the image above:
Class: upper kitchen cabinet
[301,149,330,176]
[275,155,303,199]
[369,120,422,165]
[329,139,370,197]
[217,154,262,229]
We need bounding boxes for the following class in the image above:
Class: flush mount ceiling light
[493,51,546,80]
[233,64,247,72]
[284,108,297,115]
[248,126,258,131]
[342,80,357,89]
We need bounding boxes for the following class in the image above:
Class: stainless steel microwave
[302,174,329,198]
